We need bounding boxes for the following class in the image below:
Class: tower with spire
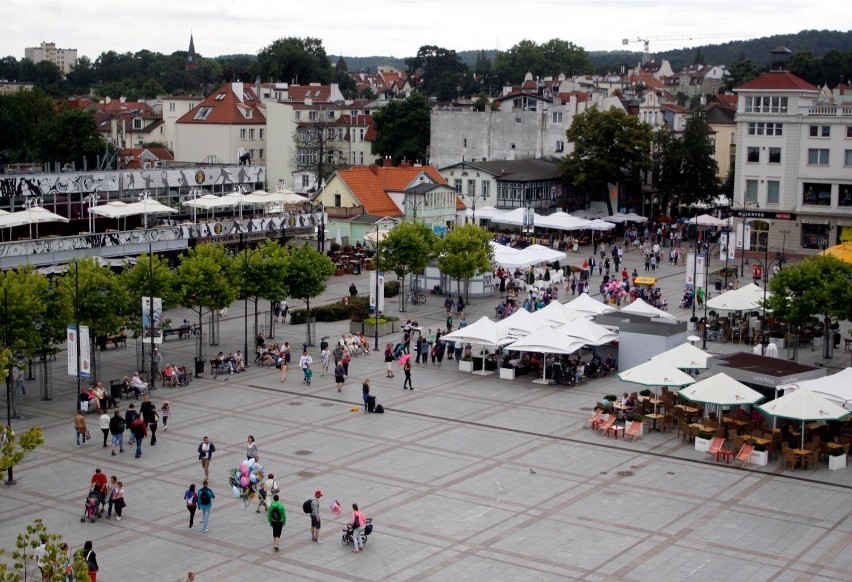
[186,33,198,70]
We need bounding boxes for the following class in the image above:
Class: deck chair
[735,443,754,468]
[625,420,642,442]
[706,436,725,460]
[583,408,603,429]
[596,415,616,436]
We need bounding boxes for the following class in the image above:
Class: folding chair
[735,444,754,468]
[596,415,616,436]
[625,420,642,442]
[706,436,725,460]
[583,408,604,429]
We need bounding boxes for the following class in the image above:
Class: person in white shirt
[130,373,147,396]
[299,350,313,385]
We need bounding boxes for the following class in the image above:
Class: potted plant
[639,389,651,397]
[828,448,847,470]
[499,360,515,380]
[813,329,825,348]
[459,354,474,373]
[363,316,392,338]
[694,430,714,452]
[749,443,769,466]
[688,316,699,332]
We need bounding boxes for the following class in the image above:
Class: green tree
[175,244,238,360]
[493,38,591,86]
[36,108,106,170]
[0,517,89,581]
[560,106,653,213]
[766,255,852,360]
[376,221,437,312]
[0,88,55,162]
[0,425,44,490]
[472,94,491,112]
[231,240,291,342]
[653,113,719,212]
[436,224,494,302]
[405,45,468,101]
[280,244,335,346]
[371,93,431,165]
[256,37,332,84]
[721,57,765,92]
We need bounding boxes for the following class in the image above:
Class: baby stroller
[81,490,104,523]
[392,342,405,359]
[342,517,373,547]
[679,290,694,309]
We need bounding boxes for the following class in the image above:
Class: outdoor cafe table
[677,404,700,422]
[690,423,715,433]
[827,442,845,451]
[744,435,771,447]
[645,413,664,432]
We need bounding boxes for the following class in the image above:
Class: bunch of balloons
[229,458,264,508]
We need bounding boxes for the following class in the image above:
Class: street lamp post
[148,243,158,389]
[731,201,758,277]
[3,288,16,485]
[700,243,724,350]
[374,221,380,352]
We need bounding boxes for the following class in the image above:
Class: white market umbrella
[563,293,616,317]
[557,318,618,346]
[572,209,607,220]
[651,343,711,370]
[537,212,593,231]
[0,206,70,238]
[620,298,677,321]
[679,373,764,412]
[123,198,178,228]
[532,300,576,327]
[689,214,726,227]
[364,229,390,244]
[758,388,851,449]
[706,283,770,312]
[335,226,343,246]
[618,360,695,388]
[505,327,585,384]
[472,206,506,220]
[88,200,131,218]
[443,316,511,376]
[495,308,539,338]
[777,368,852,412]
[490,207,544,227]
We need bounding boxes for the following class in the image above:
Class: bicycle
[705,329,728,343]
[407,288,426,305]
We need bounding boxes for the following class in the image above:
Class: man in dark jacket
[130,415,146,458]
[141,397,159,446]
[124,404,139,445]
[109,410,125,456]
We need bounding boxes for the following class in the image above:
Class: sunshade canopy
[0,207,70,228]
[563,293,616,316]
[441,316,509,347]
[650,343,711,370]
[495,308,540,337]
[689,214,727,227]
[619,298,677,320]
[776,368,852,411]
[758,388,850,422]
[706,283,770,312]
[505,326,586,355]
[617,360,696,387]
[679,372,764,406]
[557,318,618,346]
[823,242,852,264]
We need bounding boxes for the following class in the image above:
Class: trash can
[194,357,205,378]
[715,281,722,291]
[353,262,361,275]
[833,331,841,348]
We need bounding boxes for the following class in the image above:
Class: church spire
[186,33,198,70]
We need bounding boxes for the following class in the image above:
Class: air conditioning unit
[154,160,166,168]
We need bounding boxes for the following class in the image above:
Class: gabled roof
[705,103,736,124]
[660,103,687,113]
[332,165,454,217]
[735,71,818,92]
[286,84,337,102]
[176,82,266,125]
[442,159,562,182]
[118,147,174,169]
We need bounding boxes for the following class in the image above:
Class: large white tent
[618,360,696,389]
[759,388,851,449]
[505,327,586,384]
[563,293,617,316]
[706,283,770,312]
[689,214,727,227]
[776,367,852,411]
[619,298,677,321]
[558,318,619,346]
[537,212,593,231]
[490,207,544,227]
[680,372,764,407]
[650,343,711,370]
[495,308,539,338]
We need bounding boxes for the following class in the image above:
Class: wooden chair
[803,449,819,471]
[735,443,755,468]
[625,421,643,442]
[596,415,616,436]
[660,414,673,433]
[782,448,800,470]
[677,419,690,443]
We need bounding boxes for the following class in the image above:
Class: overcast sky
[3,0,848,61]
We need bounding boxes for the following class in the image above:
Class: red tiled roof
[736,71,818,92]
[557,91,589,103]
[118,147,174,169]
[335,165,449,216]
[286,84,336,102]
[661,103,687,113]
[97,100,154,113]
[176,83,266,125]
[713,94,738,106]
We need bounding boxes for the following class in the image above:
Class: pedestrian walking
[384,343,395,378]
[160,401,171,431]
[197,480,215,532]
[334,361,346,392]
[246,435,258,461]
[81,541,98,582]
[267,494,286,551]
[109,410,125,456]
[435,339,446,367]
[99,411,110,447]
[74,410,87,448]
[349,282,358,297]
[141,395,158,446]
[257,473,279,513]
[106,475,119,518]
[198,436,215,479]
[320,347,330,377]
[129,414,146,458]
[281,300,289,323]
[151,348,162,382]
[111,481,126,520]
[443,295,453,315]
[341,351,351,377]
[350,503,366,553]
[124,404,139,444]
[456,294,465,315]
[402,359,413,390]
[310,490,323,542]
[362,380,370,411]
[184,483,198,529]
[299,350,313,385]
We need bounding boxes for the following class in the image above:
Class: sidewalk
[2,247,851,581]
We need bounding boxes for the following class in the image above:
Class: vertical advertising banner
[695,254,706,290]
[685,253,695,288]
[142,296,163,344]
[369,272,385,313]
[67,324,91,378]
[723,231,737,261]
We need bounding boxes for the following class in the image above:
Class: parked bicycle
[705,329,728,343]
[407,288,426,305]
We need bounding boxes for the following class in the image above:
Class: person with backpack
[82,541,98,582]
[109,410,125,456]
[130,415,147,458]
[309,490,323,543]
[267,494,286,551]
[124,404,139,445]
[197,480,215,533]
[299,350,313,385]
[198,436,215,480]
[184,483,198,529]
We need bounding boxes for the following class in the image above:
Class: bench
[162,325,200,341]
[105,335,127,349]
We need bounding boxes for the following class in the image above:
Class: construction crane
[622,34,755,64]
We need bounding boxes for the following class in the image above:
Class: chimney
[382,156,393,167]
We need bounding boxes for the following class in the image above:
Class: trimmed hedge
[384,280,400,297]
[289,296,370,325]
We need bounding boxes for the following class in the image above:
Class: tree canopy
[560,106,653,211]
[371,93,431,165]
[376,221,437,308]
[0,517,89,581]
[653,113,719,212]
[436,224,494,301]
[493,39,592,86]
[256,37,332,84]
[405,45,468,101]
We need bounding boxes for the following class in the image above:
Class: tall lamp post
[730,201,758,277]
[700,243,725,350]
[373,221,381,352]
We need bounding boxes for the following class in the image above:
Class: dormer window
[215,93,226,101]
[193,107,213,120]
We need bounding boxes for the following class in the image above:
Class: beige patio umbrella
[0,206,70,238]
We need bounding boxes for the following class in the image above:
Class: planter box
[749,450,769,466]
[499,367,515,380]
[459,360,474,373]
[364,323,392,338]
[694,437,711,453]
[769,336,785,349]
[829,454,847,471]
[350,320,364,335]
[687,321,697,332]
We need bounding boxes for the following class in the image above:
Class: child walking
[160,401,171,431]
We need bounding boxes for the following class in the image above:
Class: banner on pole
[67,324,91,378]
[142,296,163,344]
[369,272,385,313]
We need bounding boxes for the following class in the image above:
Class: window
[168,102,175,112]
[810,125,830,137]
[259,129,264,139]
[258,149,263,159]
[454,179,462,193]
[802,182,831,206]
[132,118,142,130]
[744,96,787,113]
[747,122,783,135]
[215,93,226,101]
[768,148,781,164]
[808,149,829,165]
[298,149,318,166]
[552,111,563,124]
[482,181,490,198]
[301,175,309,187]
[747,147,760,163]
[192,107,212,120]
[801,223,831,249]
[358,152,363,164]
[463,138,467,148]
[556,140,564,152]
[510,143,516,150]
[744,179,758,203]
[334,193,341,207]
[845,150,852,166]
[294,111,301,120]
[247,128,253,139]
[308,111,317,120]
[749,220,769,252]
[840,185,852,207]
[766,180,780,204]
[240,129,247,140]
[468,179,476,196]
[847,126,852,138]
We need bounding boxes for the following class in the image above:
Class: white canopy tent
[679,373,764,419]
[603,212,647,224]
[619,298,677,321]
[776,368,852,411]
[650,343,711,370]
[442,316,511,375]
[618,360,696,392]
[537,212,593,231]
[505,327,586,384]
[532,300,577,327]
[758,388,851,449]
[489,207,544,227]
[689,214,727,227]
[470,206,506,220]
[706,283,770,312]
[0,206,70,238]
[572,209,607,220]
[563,293,617,316]
[495,308,539,338]
[557,318,619,346]
[491,243,566,269]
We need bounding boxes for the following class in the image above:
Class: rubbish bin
[353,262,361,275]
[194,357,205,378]
[715,281,722,291]
[834,331,841,348]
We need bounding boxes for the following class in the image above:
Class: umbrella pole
[801,420,805,450]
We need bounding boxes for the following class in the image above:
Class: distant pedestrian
[402,359,413,390]
[197,480,215,533]
[141,396,158,446]
[257,473,279,513]
[299,350,313,385]
[456,295,465,315]
[124,404,139,444]
[99,411,110,447]
[384,343,395,378]
[129,414,146,458]
[362,380,371,411]
[443,295,454,314]
[349,282,358,297]
[310,490,323,543]
[111,481,126,521]
[106,475,119,518]
[350,503,366,553]
[152,348,162,381]
[109,410,125,456]
[160,401,171,431]
[246,435,258,461]
[281,300,289,322]
[335,362,346,392]
[320,348,330,377]
[184,483,198,529]
[74,410,87,448]
[341,351,351,377]
[267,494,286,551]
[82,541,98,582]
[198,436,215,479]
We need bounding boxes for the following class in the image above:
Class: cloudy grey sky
[3,0,848,60]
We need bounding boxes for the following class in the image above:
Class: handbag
[85,430,91,441]
[270,481,280,494]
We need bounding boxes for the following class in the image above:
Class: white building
[733,50,852,254]
[24,41,77,75]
